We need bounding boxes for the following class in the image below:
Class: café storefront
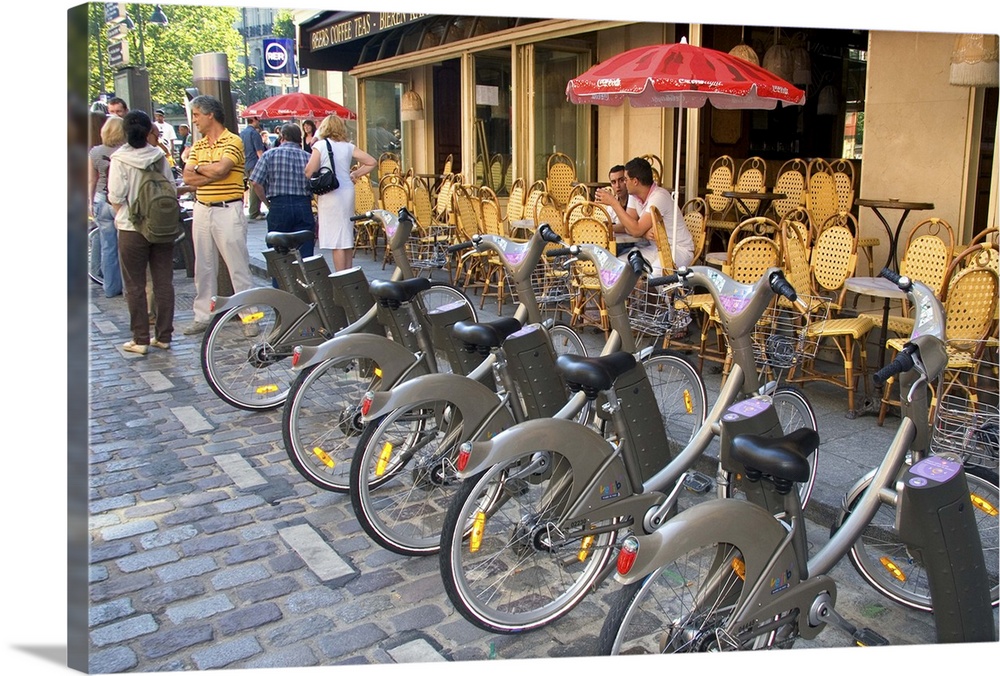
[299,11,998,245]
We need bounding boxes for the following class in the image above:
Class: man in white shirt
[154,109,177,154]
[596,156,693,275]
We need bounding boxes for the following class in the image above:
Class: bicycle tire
[547,321,587,357]
[350,399,464,555]
[837,464,998,612]
[420,281,478,373]
[282,354,383,493]
[641,350,708,457]
[200,302,300,411]
[439,449,618,633]
[88,225,104,286]
[598,541,749,655]
[718,387,819,509]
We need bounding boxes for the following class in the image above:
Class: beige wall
[860,30,975,263]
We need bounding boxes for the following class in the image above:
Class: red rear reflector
[291,346,302,367]
[617,536,639,575]
[360,392,375,417]
[456,443,473,472]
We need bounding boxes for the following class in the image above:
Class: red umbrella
[566,39,805,254]
[241,92,356,121]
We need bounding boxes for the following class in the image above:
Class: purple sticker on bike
[718,294,751,315]
[909,455,962,484]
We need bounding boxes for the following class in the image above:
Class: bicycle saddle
[264,230,316,253]
[368,277,432,307]
[452,317,523,355]
[555,352,637,399]
[730,428,818,491]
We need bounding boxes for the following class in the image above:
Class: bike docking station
[897,452,994,643]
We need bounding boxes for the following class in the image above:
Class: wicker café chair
[546,152,577,208]
[506,178,526,222]
[378,152,401,180]
[489,153,506,194]
[771,158,808,222]
[568,212,615,335]
[477,187,512,313]
[878,241,1000,425]
[790,212,875,416]
[733,156,768,220]
[805,159,839,245]
[378,181,411,268]
[432,173,457,226]
[640,153,664,185]
[860,217,955,337]
[704,155,737,242]
[352,174,380,259]
[681,197,708,265]
[404,179,452,278]
[523,180,548,226]
[566,200,610,233]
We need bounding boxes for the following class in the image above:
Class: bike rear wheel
[598,541,749,655]
[201,302,302,411]
[88,225,104,286]
[439,449,618,633]
[641,350,708,455]
[282,354,383,493]
[351,399,465,555]
[837,464,999,611]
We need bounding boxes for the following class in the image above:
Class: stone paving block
[191,634,263,670]
[346,568,404,595]
[123,501,176,519]
[180,532,241,556]
[285,587,344,614]
[88,645,139,673]
[268,550,305,574]
[177,490,229,508]
[155,556,219,583]
[278,523,356,584]
[116,547,181,573]
[198,512,254,534]
[139,525,199,549]
[89,495,137,514]
[170,406,213,433]
[165,593,235,624]
[89,540,136,563]
[224,540,278,565]
[90,565,109,583]
[211,562,270,590]
[136,579,206,611]
[265,613,336,647]
[386,638,448,663]
[139,370,174,392]
[335,593,395,624]
[217,601,283,636]
[90,572,156,603]
[233,575,300,604]
[138,624,214,660]
[316,622,388,659]
[89,598,135,627]
[90,614,159,647]
[214,453,268,489]
[243,644,319,670]
[90,513,121,529]
[160,505,214,526]
[215,494,268,514]
[390,604,447,633]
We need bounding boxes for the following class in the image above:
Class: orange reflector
[616,536,639,575]
[731,556,746,581]
[255,384,279,395]
[578,535,594,562]
[470,511,486,552]
[242,312,264,324]
[683,390,693,414]
[312,447,335,468]
[456,443,472,472]
[375,442,393,477]
[879,556,907,583]
[360,392,375,417]
[374,367,383,379]
[971,493,998,517]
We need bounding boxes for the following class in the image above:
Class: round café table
[855,198,934,272]
[722,190,786,219]
[843,275,908,414]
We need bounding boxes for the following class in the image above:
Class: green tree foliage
[89,3,245,110]
[273,10,295,39]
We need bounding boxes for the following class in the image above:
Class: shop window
[474,51,512,195]
[533,46,590,181]
[363,80,404,180]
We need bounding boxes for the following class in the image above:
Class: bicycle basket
[626,277,692,340]
[751,296,828,369]
[931,341,999,471]
[404,225,451,271]
[512,257,573,314]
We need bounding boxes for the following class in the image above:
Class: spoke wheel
[88,226,104,286]
[642,350,708,456]
[439,450,617,633]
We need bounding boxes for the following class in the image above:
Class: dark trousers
[266,195,316,287]
[118,229,175,345]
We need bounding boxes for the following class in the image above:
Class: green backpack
[129,157,180,244]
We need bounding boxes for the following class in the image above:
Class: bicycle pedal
[683,471,713,493]
[852,628,889,647]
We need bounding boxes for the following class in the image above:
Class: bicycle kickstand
[809,592,889,647]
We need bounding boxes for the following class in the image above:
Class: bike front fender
[294,333,424,387]
[615,498,787,586]
[362,373,515,442]
[212,287,312,322]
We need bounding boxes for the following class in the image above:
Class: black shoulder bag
[309,139,340,195]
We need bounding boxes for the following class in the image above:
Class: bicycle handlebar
[537,223,563,244]
[545,246,572,258]
[872,344,917,387]
[447,240,474,254]
[350,212,374,222]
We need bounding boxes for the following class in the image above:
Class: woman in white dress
[305,114,377,271]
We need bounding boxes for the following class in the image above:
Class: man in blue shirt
[240,116,267,219]
[249,124,315,285]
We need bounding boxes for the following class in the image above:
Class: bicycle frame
[613,276,994,645]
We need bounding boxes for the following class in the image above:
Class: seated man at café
[596,156,693,275]
[603,164,641,255]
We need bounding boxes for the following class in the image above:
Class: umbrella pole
[672,108,682,264]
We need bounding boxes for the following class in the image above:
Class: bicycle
[436,262,821,634]
[88,218,104,286]
[201,208,470,412]
[599,268,996,654]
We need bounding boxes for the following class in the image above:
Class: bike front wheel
[351,399,465,555]
[282,354,383,493]
[439,449,618,633]
[599,541,758,655]
[641,350,708,456]
[837,464,998,611]
[88,225,104,286]
[201,302,302,411]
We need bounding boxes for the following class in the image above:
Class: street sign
[104,2,126,23]
[108,40,129,68]
[107,22,128,42]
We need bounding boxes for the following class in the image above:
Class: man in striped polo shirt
[181,95,256,336]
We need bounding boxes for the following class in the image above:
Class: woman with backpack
[107,110,177,355]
